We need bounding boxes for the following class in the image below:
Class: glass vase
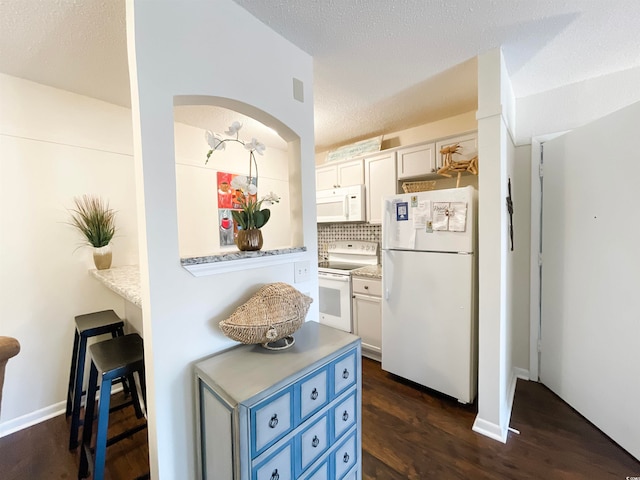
[236,229,263,251]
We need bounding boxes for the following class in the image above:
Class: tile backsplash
[317,223,381,261]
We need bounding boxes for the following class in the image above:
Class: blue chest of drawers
[195,322,362,480]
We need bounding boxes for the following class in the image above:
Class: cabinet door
[353,294,382,354]
[337,159,364,187]
[365,152,396,224]
[316,164,339,190]
[435,132,478,169]
[396,143,436,179]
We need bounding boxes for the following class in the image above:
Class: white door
[540,102,640,460]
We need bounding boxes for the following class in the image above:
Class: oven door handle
[318,273,350,282]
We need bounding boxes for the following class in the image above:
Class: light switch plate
[294,261,310,283]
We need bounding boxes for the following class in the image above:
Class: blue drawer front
[296,413,330,476]
[250,386,294,458]
[295,365,330,423]
[331,350,357,398]
[252,440,293,480]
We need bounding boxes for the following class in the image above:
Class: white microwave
[316,184,366,223]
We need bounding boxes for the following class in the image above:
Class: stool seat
[75,310,124,335]
[90,333,144,381]
[79,333,147,480]
[67,310,126,450]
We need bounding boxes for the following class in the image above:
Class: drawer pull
[270,468,279,480]
[364,285,369,289]
[310,387,319,400]
[342,368,349,379]
[268,414,278,429]
[342,410,349,422]
[311,435,320,448]
[343,452,350,463]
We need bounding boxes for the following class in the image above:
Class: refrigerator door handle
[385,288,389,300]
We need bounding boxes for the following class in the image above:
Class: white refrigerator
[381,185,477,403]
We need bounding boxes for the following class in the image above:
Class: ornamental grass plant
[68,195,116,248]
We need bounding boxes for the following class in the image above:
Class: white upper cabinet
[365,152,396,224]
[396,142,436,179]
[316,159,364,190]
[435,132,478,170]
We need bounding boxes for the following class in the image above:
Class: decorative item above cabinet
[435,132,478,170]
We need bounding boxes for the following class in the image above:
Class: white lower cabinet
[352,276,382,361]
[195,322,362,480]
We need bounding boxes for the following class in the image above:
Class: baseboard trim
[0,401,66,438]
[0,384,125,438]
[514,367,530,381]
[472,366,529,444]
[472,416,508,443]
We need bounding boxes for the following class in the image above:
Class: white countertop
[90,265,141,307]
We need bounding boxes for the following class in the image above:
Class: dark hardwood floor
[0,358,638,479]
[0,391,149,480]
[361,357,639,479]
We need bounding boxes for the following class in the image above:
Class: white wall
[126,1,316,478]
[511,145,531,373]
[515,65,640,145]
[0,74,138,434]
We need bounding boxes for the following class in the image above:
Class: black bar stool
[78,333,147,480]
[67,310,128,450]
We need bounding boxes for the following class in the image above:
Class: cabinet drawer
[252,441,293,480]
[333,431,357,480]
[333,390,356,440]
[302,460,329,480]
[352,277,381,297]
[332,350,357,397]
[297,366,329,422]
[298,414,330,474]
[251,387,293,458]
[343,468,357,480]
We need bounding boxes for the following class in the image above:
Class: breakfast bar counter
[90,265,142,308]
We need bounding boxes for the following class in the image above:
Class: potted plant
[205,121,280,251]
[68,195,116,269]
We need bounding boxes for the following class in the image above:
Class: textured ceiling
[1,0,639,152]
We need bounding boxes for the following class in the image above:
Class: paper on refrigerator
[388,199,417,249]
[431,202,468,232]
[412,201,431,229]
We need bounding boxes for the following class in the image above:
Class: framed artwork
[216,172,257,247]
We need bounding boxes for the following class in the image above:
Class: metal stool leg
[69,333,88,449]
[92,376,113,480]
[79,361,99,479]
[66,329,80,417]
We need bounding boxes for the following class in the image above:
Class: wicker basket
[219,283,312,346]
[402,180,437,193]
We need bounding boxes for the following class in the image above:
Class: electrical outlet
[294,261,310,283]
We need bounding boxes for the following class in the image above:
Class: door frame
[528,132,567,382]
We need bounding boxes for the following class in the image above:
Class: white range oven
[318,240,378,332]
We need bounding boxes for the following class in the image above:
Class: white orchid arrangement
[205,121,280,230]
